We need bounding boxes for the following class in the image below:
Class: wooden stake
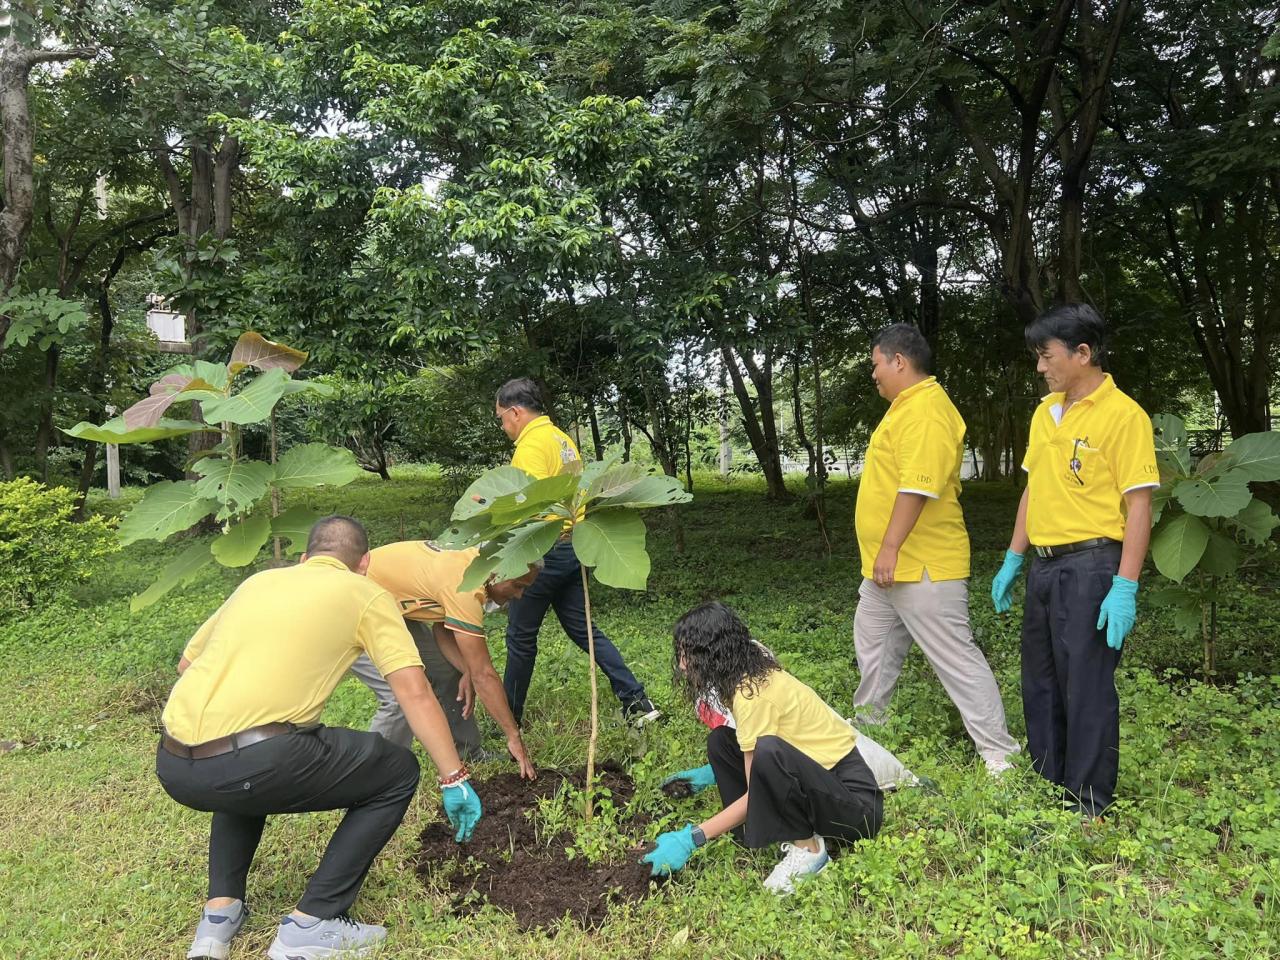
[581,562,599,820]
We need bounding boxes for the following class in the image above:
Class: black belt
[161,722,298,760]
[1033,537,1119,559]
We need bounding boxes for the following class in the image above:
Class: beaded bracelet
[438,765,470,788]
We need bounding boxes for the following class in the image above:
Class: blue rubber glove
[442,781,482,842]
[1097,576,1138,651]
[991,550,1026,613]
[642,825,697,877]
[662,764,717,794]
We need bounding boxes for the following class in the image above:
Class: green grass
[1,470,1278,958]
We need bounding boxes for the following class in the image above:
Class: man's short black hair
[496,377,545,414]
[1025,303,1106,366]
[305,515,369,569]
[871,323,933,374]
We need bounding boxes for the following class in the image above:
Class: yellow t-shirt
[366,541,486,636]
[512,415,583,480]
[733,669,856,769]
[1022,375,1159,546]
[855,377,971,581]
[161,555,423,744]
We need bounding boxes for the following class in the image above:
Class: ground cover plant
[0,471,1277,959]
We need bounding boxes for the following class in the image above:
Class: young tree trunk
[580,565,600,820]
[32,344,59,482]
[587,394,604,461]
[720,344,789,499]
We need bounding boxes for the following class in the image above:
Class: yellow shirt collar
[889,376,937,410]
[1041,373,1116,406]
[515,415,551,444]
[303,555,352,572]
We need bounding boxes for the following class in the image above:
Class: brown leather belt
[161,722,296,760]
[1033,537,1119,559]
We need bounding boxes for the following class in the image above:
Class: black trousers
[706,726,883,848]
[1021,542,1123,817]
[155,726,419,918]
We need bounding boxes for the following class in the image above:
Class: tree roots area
[415,765,659,930]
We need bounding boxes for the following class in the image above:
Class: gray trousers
[853,573,1020,764]
[349,620,482,756]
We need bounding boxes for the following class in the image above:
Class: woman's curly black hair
[672,601,778,708]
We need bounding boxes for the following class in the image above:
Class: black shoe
[622,697,663,728]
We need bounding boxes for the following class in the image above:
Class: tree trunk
[587,394,604,461]
[580,565,600,820]
[0,37,95,349]
[720,344,789,499]
[32,344,59,482]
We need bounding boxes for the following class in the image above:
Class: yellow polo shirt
[855,377,970,581]
[366,541,486,637]
[161,555,422,744]
[511,415,583,480]
[733,670,856,769]
[1022,375,1159,546]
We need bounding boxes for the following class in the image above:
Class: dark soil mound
[415,764,659,930]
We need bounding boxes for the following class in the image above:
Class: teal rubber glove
[642,825,697,876]
[442,781,482,842]
[1097,576,1138,651]
[991,550,1026,613]
[662,764,716,795]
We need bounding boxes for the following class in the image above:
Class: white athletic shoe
[763,836,829,894]
[985,756,1014,776]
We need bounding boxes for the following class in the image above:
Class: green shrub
[0,478,119,615]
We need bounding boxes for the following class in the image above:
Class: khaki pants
[853,573,1019,764]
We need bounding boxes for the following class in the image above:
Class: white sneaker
[762,836,829,894]
[985,756,1014,776]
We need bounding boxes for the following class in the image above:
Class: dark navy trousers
[1021,542,1124,817]
[502,539,646,722]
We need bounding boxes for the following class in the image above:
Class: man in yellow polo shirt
[494,377,660,727]
[992,304,1157,818]
[155,516,482,960]
[349,540,540,778]
[853,324,1019,772]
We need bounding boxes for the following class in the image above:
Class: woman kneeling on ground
[643,601,884,893]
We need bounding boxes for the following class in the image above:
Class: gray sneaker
[266,914,387,960]
[187,901,246,960]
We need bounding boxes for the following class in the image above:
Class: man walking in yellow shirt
[494,378,661,727]
[852,324,1020,772]
[155,516,482,960]
[991,304,1157,817]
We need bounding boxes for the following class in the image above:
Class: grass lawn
[1,470,1277,958]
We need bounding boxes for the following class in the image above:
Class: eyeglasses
[1069,437,1088,485]
[495,405,512,424]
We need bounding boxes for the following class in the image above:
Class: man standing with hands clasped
[991,304,1157,818]
[852,324,1020,774]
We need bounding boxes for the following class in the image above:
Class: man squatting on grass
[156,516,483,960]
[852,324,1020,773]
[991,304,1157,818]
[643,602,884,894]
[349,538,541,779]
[494,377,663,728]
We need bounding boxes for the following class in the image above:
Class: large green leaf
[131,541,214,613]
[592,472,691,510]
[1151,485,1175,526]
[210,514,272,567]
[583,460,649,502]
[271,505,323,556]
[61,417,211,445]
[571,509,650,590]
[1230,499,1279,545]
[451,466,536,520]
[193,458,274,519]
[201,368,290,425]
[228,331,308,376]
[273,443,362,489]
[436,512,508,549]
[1152,413,1190,478]
[1173,474,1252,518]
[1151,513,1210,583]
[487,473,578,525]
[1200,530,1242,577]
[458,520,563,591]
[1222,431,1280,482]
[117,481,218,546]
